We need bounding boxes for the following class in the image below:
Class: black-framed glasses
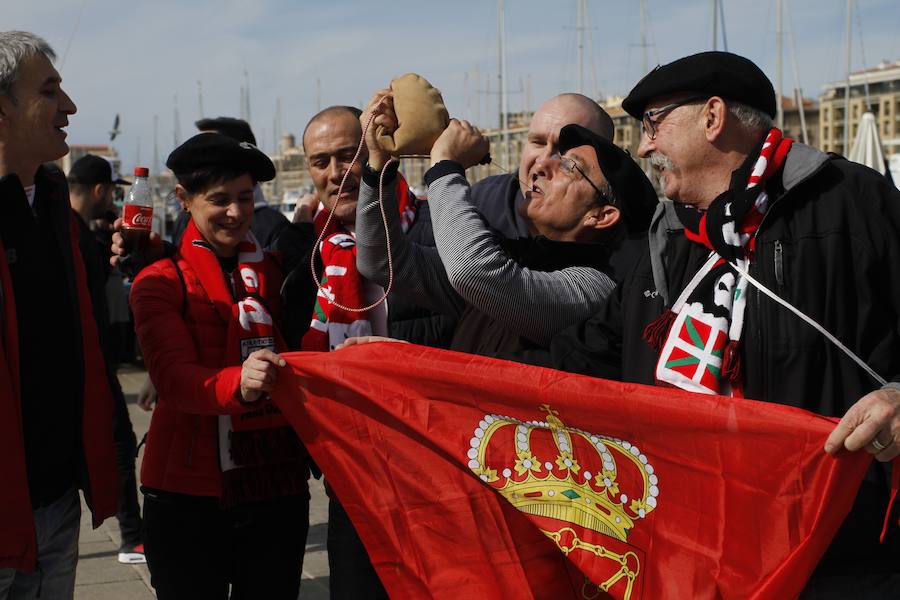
[641,96,706,140]
[552,153,615,205]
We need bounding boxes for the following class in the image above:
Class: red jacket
[0,168,118,572]
[131,247,285,497]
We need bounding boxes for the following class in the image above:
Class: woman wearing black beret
[130,133,312,599]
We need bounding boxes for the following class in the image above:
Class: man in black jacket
[68,155,147,564]
[278,105,456,600]
[0,30,118,598]
[540,51,900,596]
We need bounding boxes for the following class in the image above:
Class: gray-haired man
[0,31,118,599]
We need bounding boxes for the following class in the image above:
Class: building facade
[819,60,900,155]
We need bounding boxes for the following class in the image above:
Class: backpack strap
[170,257,188,319]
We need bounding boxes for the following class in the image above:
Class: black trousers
[142,487,309,600]
[327,497,388,600]
[111,375,142,548]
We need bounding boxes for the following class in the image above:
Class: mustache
[649,153,675,171]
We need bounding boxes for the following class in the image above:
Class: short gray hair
[728,101,773,131]
[0,31,56,102]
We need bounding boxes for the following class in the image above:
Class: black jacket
[547,145,900,412]
[538,144,900,581]
[383,201,457,347]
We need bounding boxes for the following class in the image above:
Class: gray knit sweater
[355,163,615,346]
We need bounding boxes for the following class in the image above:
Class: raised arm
[353,89,465,318]
[354,169,464,318]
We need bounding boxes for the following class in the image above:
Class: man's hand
[430,119,490,169]
[292,192,319,224]
[137,377,157,412]
[109,217,164,272]
[239,349,286,404]
[361,89,396,171]
[333,336,408,351]
[825,387,900,462]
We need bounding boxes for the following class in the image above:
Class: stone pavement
[74,366,330,599]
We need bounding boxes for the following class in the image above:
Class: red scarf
[0,177,117,570]
[179,219,307,506]
[301,174,417,351]
[644,129,793,396]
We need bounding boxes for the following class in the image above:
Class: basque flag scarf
[644,128,793,396]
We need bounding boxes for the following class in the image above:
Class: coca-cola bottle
[122,167,153,256]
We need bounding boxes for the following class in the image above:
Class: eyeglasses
[552,153,614,205]
[641,97,706,140]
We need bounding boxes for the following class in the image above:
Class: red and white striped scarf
[180,219,307,505]
[644,129,793,396]
[300,174,417,351]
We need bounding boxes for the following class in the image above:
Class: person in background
[68,154,146,564]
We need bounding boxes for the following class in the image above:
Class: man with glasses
[536,51,900,595]
[349,99,657,359]
[467,93,653,281]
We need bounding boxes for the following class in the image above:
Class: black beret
[166,133,276,182]
[195,116,257,145]
[558,124,658,234]
[622,51,776,120]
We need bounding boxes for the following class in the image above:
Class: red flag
[272,344,871,599]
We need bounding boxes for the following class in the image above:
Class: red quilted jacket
[131,248,284,497]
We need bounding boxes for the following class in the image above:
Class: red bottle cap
[134,167,149,177]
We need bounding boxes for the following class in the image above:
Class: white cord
[730,261,887,387]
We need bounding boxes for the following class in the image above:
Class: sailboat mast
[640,0,648,75]
[776,0,783,129]
[498,0,509,164]
[577,0,584,94]
[197,81,204,120]
[712,0,718,50]
[785,0,809,144]
[843,0,852,155]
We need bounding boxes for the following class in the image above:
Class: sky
[6,0,900,173]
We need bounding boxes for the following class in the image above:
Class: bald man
[471,93,614,236]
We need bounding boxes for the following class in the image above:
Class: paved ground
[74,366,330,599]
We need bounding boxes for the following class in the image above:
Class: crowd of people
[1,28,900,600]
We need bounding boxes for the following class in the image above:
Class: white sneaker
[118,543,147,564]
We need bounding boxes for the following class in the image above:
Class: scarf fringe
[721,340,742,383]
[643,310,677,353]
[220,461,311,509]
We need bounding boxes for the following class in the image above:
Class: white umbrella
[848,111,887,175]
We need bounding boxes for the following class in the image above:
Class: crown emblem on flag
[466,405,659,541]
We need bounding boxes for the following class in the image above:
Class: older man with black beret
[539,51,900,595]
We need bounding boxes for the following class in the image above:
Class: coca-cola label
[123,204,153,230]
